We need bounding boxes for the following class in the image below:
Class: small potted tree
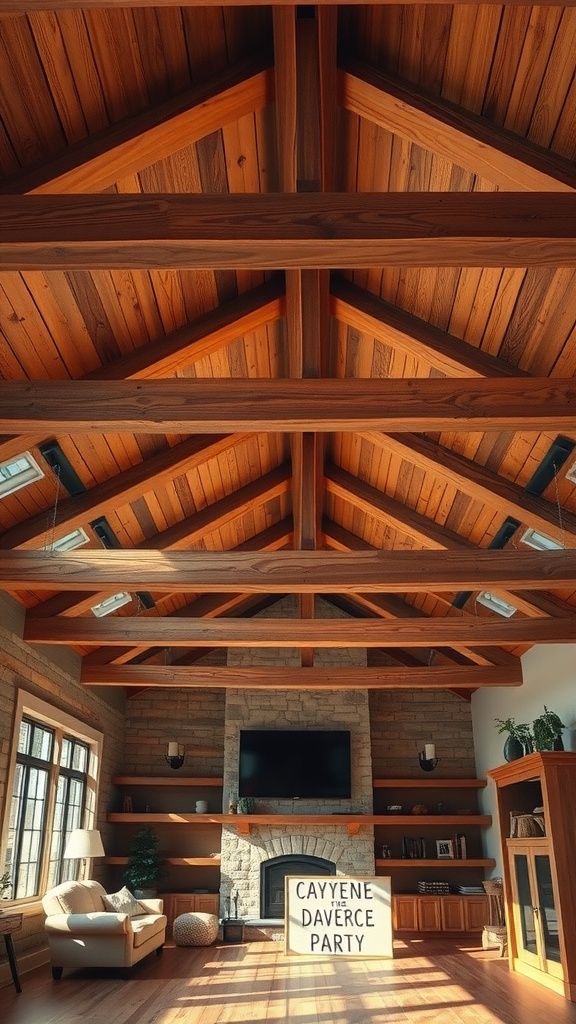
[532,706,566,752]
[124,826,163,899]
[495,717,533,761]
[0,870,11,911]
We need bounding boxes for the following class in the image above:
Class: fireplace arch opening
[260,854,336,919]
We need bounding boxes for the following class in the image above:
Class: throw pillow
[102,886,147,917]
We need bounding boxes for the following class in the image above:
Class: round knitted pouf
[173,912,219,947]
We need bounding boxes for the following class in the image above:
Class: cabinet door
[463,897,488,932]
[509,846,563,981]
[441,898,465,932]
[195,894,219,915]
[418,897,442,931]
[393,896,418,932]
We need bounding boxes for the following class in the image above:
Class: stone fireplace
[219,597,375,928]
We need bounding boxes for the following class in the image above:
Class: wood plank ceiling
[1,1,575,694]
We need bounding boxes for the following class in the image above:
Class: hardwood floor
[4,938,576,1024]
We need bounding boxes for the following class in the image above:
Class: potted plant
[124,826,163,898]
[532,706,566,752]
[495,717,533,762]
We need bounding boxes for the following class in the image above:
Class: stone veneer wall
[221,597,374,920]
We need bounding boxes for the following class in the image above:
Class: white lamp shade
[64,828,105,859]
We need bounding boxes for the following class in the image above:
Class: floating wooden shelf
[112,776,223,787]
[107,811,489,829]
[105,856,220,866]
[375,858,496,868]
[373,778,487,789]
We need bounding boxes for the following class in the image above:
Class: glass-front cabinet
[508,841,562,983]
[488,753,576,1002]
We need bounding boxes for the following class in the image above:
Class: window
[0,452,44,498]
[45,527,90,553]
[91,592,132,617]
[1,693,103,903]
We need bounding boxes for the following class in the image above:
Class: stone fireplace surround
[219,599,375,936]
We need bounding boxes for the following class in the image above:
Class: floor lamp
[64,828,105,879]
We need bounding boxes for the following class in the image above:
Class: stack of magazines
[417,881,450,894]
[450,884,485,894]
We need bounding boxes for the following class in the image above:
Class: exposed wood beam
[0,0,569,10]
[3,549,576,592]
[3,378,576,434]
[323,520,520,670]
[29,616,576,646]
[339,60,576,193]
[80,664,522,690]
[331,276,527,379]
[2,56,273,195]
[361,432,576,549]
[325,465,573,621]
[0,279,284,467]
[28,468,291,618]
[0,434,254,550]
[2,193,575,270]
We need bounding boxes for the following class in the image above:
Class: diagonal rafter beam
[2,378,576,434]
[28,467,291,618]
[2,193,576,270]
[323,519,519,670]
[339,59,576,193]
[330,275,527,380]
[2,548,576,592]
[1,55,274,195]
[360,431,576,549]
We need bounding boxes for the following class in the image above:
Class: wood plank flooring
[4,937,576,1024]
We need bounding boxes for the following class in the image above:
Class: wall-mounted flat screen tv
[238,729,351,799]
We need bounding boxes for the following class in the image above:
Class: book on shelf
[401,837,426,859]
[453,833,467,859]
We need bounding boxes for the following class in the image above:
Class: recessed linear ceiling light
[476,592,517,618]
[91,592,133,617]
[0,452,45,499]
[45,527,90,553]
[521,528,564,551]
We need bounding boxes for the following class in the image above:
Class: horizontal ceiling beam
[0,0,568,9]
[2,378,576,434]
[25,615,576,647]
[80,664,522,689]
[339,61,576,193]
[3,549,576,592]
[2,193,576,270]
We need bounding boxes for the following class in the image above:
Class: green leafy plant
[124,826,163,894]
[237,797,254,814]
[0,870,11,899]
[532,706,565,752]
[494,717,533,748]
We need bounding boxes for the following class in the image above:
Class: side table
[0,913,23,992]
[221,919,245,943]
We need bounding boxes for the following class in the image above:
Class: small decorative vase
[504,735,524,762]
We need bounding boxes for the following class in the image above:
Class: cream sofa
[42,880,166,979]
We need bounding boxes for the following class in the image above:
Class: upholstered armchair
[42,880,166,979]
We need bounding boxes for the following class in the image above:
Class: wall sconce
[165,742,185,770]
[419,743,438,772]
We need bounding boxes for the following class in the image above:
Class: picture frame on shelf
[436,839,454,859]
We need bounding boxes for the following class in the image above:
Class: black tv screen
[238,729,351,799]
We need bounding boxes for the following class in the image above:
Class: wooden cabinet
[392,895,487,933]
[488,752,576,1001]
[165,892,220,933]
[107,776,223,909]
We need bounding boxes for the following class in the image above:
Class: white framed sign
[285,875,392,957]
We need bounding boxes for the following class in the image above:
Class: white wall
[472,644,576,868]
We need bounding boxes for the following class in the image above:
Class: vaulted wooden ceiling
[1,1,576,695]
